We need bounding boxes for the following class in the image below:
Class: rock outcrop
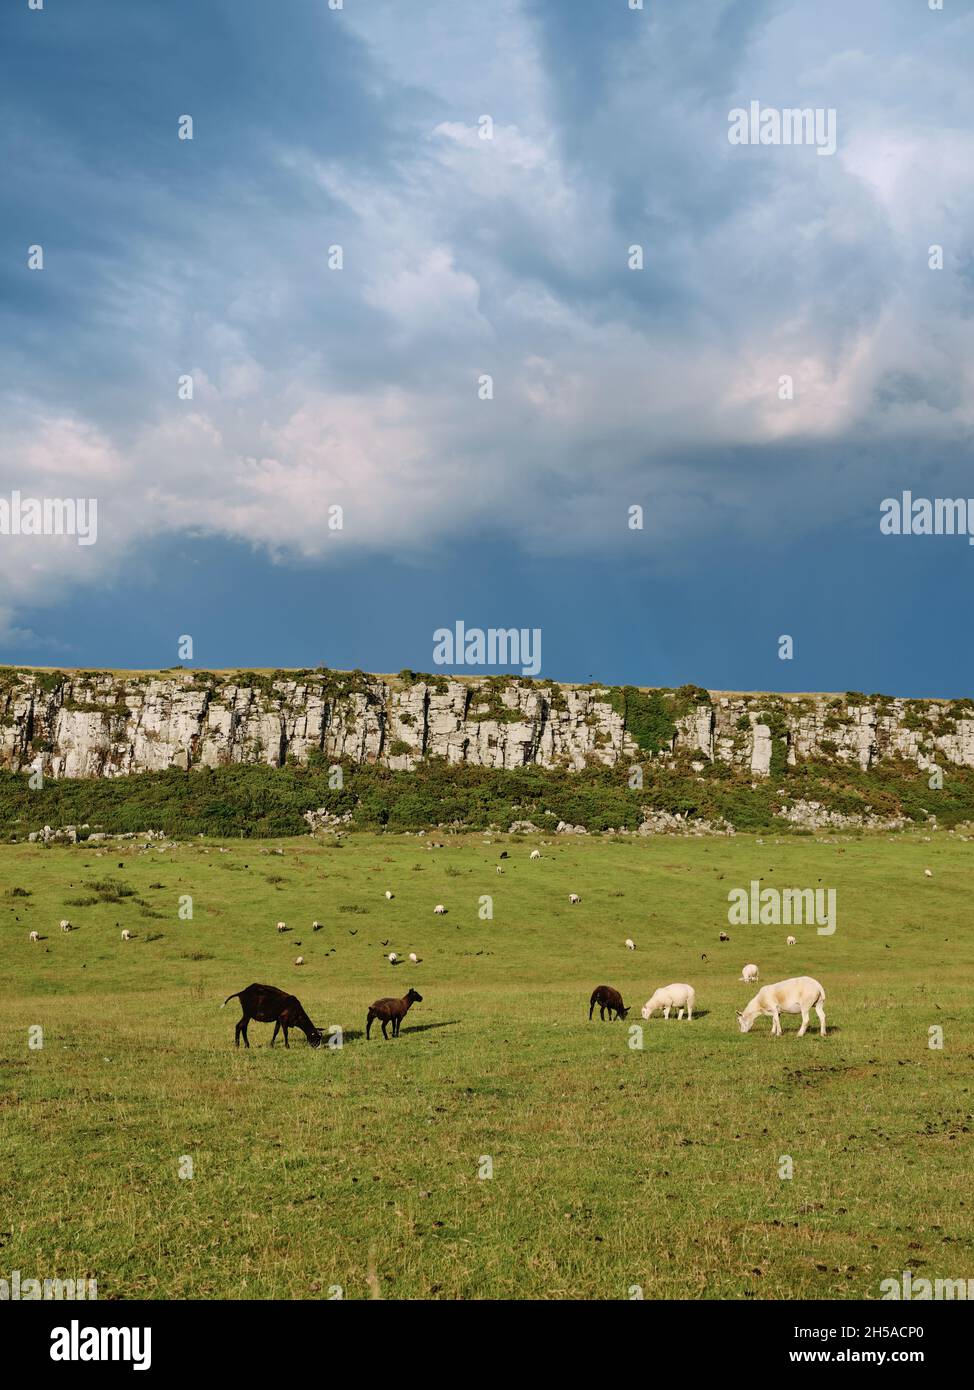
[1,667,971,782]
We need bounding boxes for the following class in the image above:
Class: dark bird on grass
[348,929,358,935]
[701,953,709,962]
[381,939,389,946]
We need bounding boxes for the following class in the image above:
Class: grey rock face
[1,670,971,782]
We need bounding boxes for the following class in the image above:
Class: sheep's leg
[815,1002,826,1036]
[687,1002,693,1021]
[366,1012,374,1040]
[588,1002,595,1020]
[283,1025,290,1049]
[270,1021,280,1047]
[797,1009,809,1037]
[663,1005,670,1020]
[677,1008,685,1020]
[234,1019,242,1048]
[240,1019,250,1049]
[381,1020,389,1039]
[770,1009,781,1036]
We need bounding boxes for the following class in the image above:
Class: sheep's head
[306,1025,324,1048]
[407,989,423,1004]
[736,1009,754,1034]
[619,1005,630,1020]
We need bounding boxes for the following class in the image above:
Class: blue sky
[1,0,973,695]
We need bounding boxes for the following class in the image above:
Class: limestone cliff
[0,668,970,781]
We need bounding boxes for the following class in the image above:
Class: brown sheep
[222,983,322,1049]
[589,985,630,1021]
[366,988,423,1040]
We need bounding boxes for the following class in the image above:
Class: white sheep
[121,930,133,942]
[385,890,394,899]
[433,904,446,915]
[312,921,323,932]
[530,849,541,860]
[294,956,305,966]
[641,984,695,1021]
[737,976,826,1037]
[740,963,759,983]
[786,935,797,946]
[409,952,421,963]
[388,951,398,963]
[568,893,581,904]
[719,931,729,942]
[496,866,504,874]
[59,919,72,933]
[924,869,932,878]
[625,938,635,951]
[29,930,39,943]
[276,921,287,933]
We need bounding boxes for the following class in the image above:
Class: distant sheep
[121,930,133,942]
[719,931,729,942]
[569,894,580,904]
[276,921,287,933]
[924,869,932,878]
[530,849,541,860]
[496,866,504,874]
[786,935,797,946]
[625,938,635,951]
[740,963,759,983]
[737,976,826,1037]
[312,921,323,932]
[388,951,399,963]
[409,952,421,963]
[385,890,394,899]
[294,956,305,966]
[433,904,446,915]
[29,930,39,943]
[60,920,72,933]
[642,984,695,1021]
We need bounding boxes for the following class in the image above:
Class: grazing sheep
[294,956,305,966]
[530,849,541,860]
[737,976,826,1037]
[499,851,509,859]
[60,920,72,933]
[276,921,287,933]
[641,984,695,1021]
[222,983,323,1049]
[589,985,630,1021]
[569,893,581,904]
[121,930,133,942]
[29,930,39,943]
[388,952,399,963]
[496,866,504,874]
[366,987,423,1040]
[786,935,797,946]
[433,904,446,915]
[719,931,730,942]
[924,869,933,878]
[385,890,394,899]
[312,921,323,932]
[625,938,635,951]
[409,952,421,963]
[740,963,759,983]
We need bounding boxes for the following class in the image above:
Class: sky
[1,0,972,695]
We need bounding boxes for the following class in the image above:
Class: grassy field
[1,828,972,1300]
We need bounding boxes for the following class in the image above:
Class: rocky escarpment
[1,667,972,781]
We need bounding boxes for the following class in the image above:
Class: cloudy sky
[1,0,972,694]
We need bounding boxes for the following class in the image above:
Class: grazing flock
[25,844,829,1047]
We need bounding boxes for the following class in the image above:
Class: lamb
[366,987,423,1040]
[589,985,630,1021]
[568,894,581,904]
[433,904,446,915]
[786,935,797,946]
[29,930,39,943]
[740,963,759,983]
[737,976,826,1037]
[530,849,541,860]
[222,982,323,1049]
[625,938,635,951]
[641,984,695,1021]
[121,930,133,941]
